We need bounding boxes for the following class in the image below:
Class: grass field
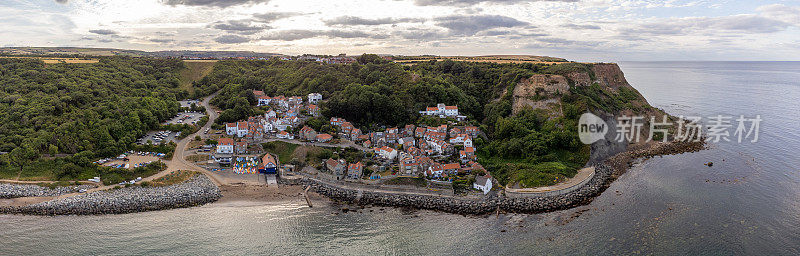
[179,60,217,93]
[0,56,99,64]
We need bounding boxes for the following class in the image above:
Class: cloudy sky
[2,0,799,61]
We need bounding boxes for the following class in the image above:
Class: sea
[2,61,799,255]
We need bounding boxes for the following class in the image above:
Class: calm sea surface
[2,62,799,255]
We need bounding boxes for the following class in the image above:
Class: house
[288,96,303,106]
[424,131,446,142]
[225,123,237,135]
[398,156,420,175]
[340,122,355,135]
[459,147,476,162]
[307,104,320,117]
[253,90,265,97]
[308,93,322,104]
[404,124,416,137]
[386,127,399,134]
[426,140,452,154]
[325,158,346,179]
[350,128,362,141]
[259,154,278,174]
[375,146,398,160]
[419,103,459,117]
[265,109,277,119]
[347,162,363,180]
[300,126,317,141]
[449,127,462,138]
[235,141,247,154]
[415,127,426,138]
[363,140,372,148]
[464,137,473,148]
[236,121,248,137]
[399,137,415,149]
[464,126,479,138]
[330,117,345,126]
[257,96,271,106]
[473,175,493,194]
[216,138,234,154]
[316,133,333,143]
[277,131,294,139]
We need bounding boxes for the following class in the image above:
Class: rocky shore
[0,183,96,199]
[302,164,615,215]
[303,140,705,215]
[0,174,220,215]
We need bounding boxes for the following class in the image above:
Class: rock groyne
[0,183,96,199]
[302,164,615,215]
[0,174,220,215]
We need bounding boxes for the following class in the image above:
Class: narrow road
[143,91,228,186]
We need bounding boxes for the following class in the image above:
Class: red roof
[317,134,333,140]
[218,138,234,145]
[426,107,438,111]
[442,163,460,170]
[444,106,458,110]
[262,154,276,165]
[226,123,236,128]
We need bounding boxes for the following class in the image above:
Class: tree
[7,143,38,180]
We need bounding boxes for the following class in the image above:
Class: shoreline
[0,140,705,216]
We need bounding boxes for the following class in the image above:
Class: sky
[1,0,799,61]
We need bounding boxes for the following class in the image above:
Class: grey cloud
[259,30,388,41]
[434,15,528,35]
[392,28,446,40]
[415,0,578,6]
[149,38,175,43]
[88,29,118,35]
[214,34,251,44]
[161,0,269,8]
[621,15,792,36]
[324,16,425,26]
[210,19,270,34]
[252,12,302,23]
[563,23,600,30]
[54,0,68,3]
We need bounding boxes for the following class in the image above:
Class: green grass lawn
[262,141,300,163]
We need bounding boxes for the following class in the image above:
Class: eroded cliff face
[511,63,641,114]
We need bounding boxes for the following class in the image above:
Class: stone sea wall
[303,164,615,215]
[0,175,221,215]
[0,183,96,199]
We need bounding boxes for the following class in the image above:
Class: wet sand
[217,184,313,203]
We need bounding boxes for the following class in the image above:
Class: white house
[257,96,271,106]
[236,121,248,137]
[277,131,294,139]
[225,123,237,136]
[473,175,493,195]
[308,93,322,104]
[420,103,459,117]
[375,146,398,160]
[216,138,234,154]
[464,137,473,148]
[265,109,277,119]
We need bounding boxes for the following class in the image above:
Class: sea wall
[0,183,96,199]
[0,175,221,215]
[302,164,615,215]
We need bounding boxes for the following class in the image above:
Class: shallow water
[2,61,799,255]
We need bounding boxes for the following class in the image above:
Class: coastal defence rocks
[0,175,220,215]
[0,183,96,199]
[302,164,615,215]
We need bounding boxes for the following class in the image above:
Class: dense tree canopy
[0,57,186,156]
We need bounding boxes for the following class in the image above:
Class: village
[197,89,494,195]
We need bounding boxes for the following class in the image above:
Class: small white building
[308,93,322,104]
[473,175,492,195]
[236,121,248,137]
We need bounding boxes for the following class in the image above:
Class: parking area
[178,99,201,108]
[163,111,205,125]
[100,155,162,169]
[137,130,179,145]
